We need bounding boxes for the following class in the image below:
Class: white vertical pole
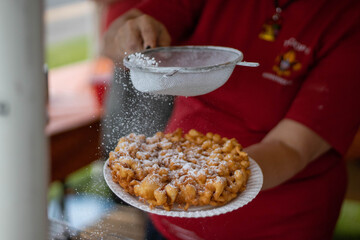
[0,0,48,240]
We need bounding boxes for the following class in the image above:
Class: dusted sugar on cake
[108,128,250,211]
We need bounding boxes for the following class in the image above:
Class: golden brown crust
[109,129,250,210]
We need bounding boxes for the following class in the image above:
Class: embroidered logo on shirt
[284,37,311,55]
[273,49,302,76]
[262,72,292,86]
[263,38,311,86]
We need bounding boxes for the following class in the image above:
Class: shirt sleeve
[286,30,360,156]
[136,0,206,42]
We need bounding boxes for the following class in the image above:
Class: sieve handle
[164,69,179,77]
[236,61,260,67]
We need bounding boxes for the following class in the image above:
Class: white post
[0,0,48,240]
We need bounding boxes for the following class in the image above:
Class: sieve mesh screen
[123,46,246,96]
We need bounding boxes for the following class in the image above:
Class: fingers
[138,15,158,49]
[138,15,171,49]
[121,19,143,53]
[157,28,171,47]
[102,11,171,62]
[102,9,143,61]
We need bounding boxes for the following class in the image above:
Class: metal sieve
[123,46,259,96]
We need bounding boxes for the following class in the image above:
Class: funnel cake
[108,129,250,211]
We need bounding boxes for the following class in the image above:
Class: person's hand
[102,9,171,63]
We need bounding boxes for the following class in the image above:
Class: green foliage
[48,161,112,201]
[46,36,92,69]
[333,199,360,239]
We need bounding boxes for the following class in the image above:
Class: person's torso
[157,1,355,239]
[168,0,356,147]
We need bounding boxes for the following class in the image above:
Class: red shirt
[111,0,360,239]
[104,0,143,31]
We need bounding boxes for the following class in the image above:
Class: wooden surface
[46,61,110,181]
[49,119,102,182]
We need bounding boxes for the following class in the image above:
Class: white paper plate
[103,158,263,218]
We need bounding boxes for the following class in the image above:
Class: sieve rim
[123,45,244,73]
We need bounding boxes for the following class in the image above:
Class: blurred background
[45,0,147,239]
[4,0,360,239]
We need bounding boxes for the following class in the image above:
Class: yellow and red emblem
[273,50,302,76]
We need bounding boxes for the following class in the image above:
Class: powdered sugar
[110,132,233,189]
[104,158,263,217]
[108,130,252,211]
[127,52,160,67]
